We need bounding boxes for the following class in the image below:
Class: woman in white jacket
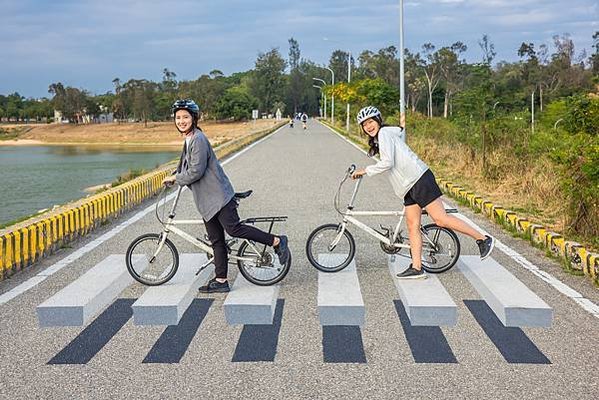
[351,106,494,279]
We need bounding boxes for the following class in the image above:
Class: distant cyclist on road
[161,99,290,292]
[300,113,308,130]
[350,106,495,280]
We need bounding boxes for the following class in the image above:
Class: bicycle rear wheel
[237,241,291,286]
[419,224,460,273]
[126,233,179,286]
[306,224,355,272]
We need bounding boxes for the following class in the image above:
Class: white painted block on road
[458,255,553,327]
[132,254,212,325]
[388,255,457,326]
[318,254,365,326]
[36,254,145,327]
[223,275,279,325]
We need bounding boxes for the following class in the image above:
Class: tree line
[0,32,597,127]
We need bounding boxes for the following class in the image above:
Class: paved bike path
[0,120,597,399]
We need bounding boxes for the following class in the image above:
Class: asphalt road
[1,120,598,399]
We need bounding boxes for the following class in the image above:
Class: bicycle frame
[152,186,282,271]
[332,177,455,251]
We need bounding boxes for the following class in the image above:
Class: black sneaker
[477,235,495,260]
[274,235,290,265]
[396,265,427,279]
[198,278,230,293]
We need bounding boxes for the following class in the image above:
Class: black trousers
[204,199,275,279]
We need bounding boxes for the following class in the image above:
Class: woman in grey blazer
[162,100,290,293]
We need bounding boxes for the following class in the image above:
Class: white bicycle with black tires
[125,185,291,286]
[305,165,461,273]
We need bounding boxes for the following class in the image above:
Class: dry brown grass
[4,119,278,146]
[409,136,567,231]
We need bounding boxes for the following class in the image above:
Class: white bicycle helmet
[356,106,382,125]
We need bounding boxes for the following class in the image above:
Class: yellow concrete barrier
[436,176,599,285]
[0,237,4,280]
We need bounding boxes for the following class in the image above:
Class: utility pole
[313,78,327,119]
[325,67,335,124]
[399,0,406,141]
[531,90,535,135]
[346,51,351,132]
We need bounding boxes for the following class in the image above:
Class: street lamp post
[313,78,327,119]
[346,51,351,132]
[325,67,335,123]
[312,84,324,117]
[531,90,535,135]
[399,0,405,138]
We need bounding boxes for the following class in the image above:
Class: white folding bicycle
[306,165,461,273]
[126,185,291,286]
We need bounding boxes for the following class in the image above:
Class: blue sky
[1,0,597,98]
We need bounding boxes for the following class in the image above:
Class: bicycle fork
[150,229,171,264]
[329,221,349,251]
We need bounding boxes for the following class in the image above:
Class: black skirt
[403,169,443,208]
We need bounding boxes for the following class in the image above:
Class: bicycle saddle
[234,190,253,199]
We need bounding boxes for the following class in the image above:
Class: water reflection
[0,145,179,226]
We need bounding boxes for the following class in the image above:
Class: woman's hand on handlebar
[162,176,177,186]
[351,169,366,180]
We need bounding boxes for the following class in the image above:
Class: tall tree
[478,34,496,65]
[250,48,287,113]
[591,31,599,75]
[328,50,354,83]
[421,43,442,119]
[288,38,303,114]
[438,42,467,118]
[288,37,301,71]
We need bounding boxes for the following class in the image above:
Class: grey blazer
[175,128,235,221]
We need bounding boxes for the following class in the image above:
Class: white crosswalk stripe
[388,255,458,326]
[458,255,553,327]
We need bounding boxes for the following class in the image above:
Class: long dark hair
[361,115,384,157]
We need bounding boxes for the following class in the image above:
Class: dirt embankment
[0,119,278,147]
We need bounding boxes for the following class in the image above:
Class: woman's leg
[424,198,485,240]
[204,215,228,280]
[218,199,276,246]
[405,204,424,269]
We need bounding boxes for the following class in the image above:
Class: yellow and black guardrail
[320,118,599,285]
[436,180,598,284]
[0,121,286,282]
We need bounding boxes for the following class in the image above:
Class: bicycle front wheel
[126,233,179,286]
[306,224,355,272]
[237,241,291,286]
[419,224,460,273]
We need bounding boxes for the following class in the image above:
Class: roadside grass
[0,126,28,140]
[0,210,46,229]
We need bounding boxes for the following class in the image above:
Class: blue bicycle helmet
[171,99,200,120]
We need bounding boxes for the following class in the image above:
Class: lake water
[0,145,180,226]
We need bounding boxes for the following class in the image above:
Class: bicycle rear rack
[241,216,288,224]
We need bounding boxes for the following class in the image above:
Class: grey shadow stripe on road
[464,300,551,364]
[322,326,367,363]
[48,298,135,365]
[232,299,284,362]
[143,299,214,364]
[393,300,458,364]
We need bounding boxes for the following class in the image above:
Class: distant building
[98,113,114,123]
[53,110,69,124]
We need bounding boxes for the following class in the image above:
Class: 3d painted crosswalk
[36,252,554,365]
